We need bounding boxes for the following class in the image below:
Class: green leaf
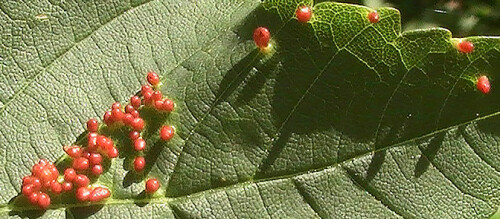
[1,0,500,218]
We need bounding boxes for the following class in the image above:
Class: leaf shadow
[133,191,149,207]
[253,130,292,178]
[251,17,396,177]
[67,205,104,219]
[8,209,47,219]
[365,150,388,183]
[414,132,445,178]
[248,13,500,180]
[123,138,166,187]
[214,49,262,107]
[214,4,280,106]
[123,108,169,188]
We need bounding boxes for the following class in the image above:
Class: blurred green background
[342,0,500,37]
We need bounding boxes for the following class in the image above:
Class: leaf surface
[1,0,500,218]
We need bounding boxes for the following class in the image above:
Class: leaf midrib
[3,109,499,213]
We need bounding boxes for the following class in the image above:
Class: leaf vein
[342,167,407,218]
[292,178,324,218]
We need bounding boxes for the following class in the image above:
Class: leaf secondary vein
[342,167,407,218]
[417,147,489,202]
[0,0,155,114]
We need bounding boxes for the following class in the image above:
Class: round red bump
[134,157,146,172]
[89,153,102,165]
[82,150,91,159]
[130,96,142,109]
[43,181,52,189]
[31,178,42,190]
[111,108,124,122]
[129,131,140,140]
[477,75,491,94]
[89,187,111,202]
[160,126,175,141]
[131,118,145,131]
[88,133,98,150]
[296,5,312,23]
[86,119,99,132]
[134,138,146,151]
[62,182,73,191]
[368,11,379,23]
[125,105,135,114]
[162,99,174,112]
[64,168,77,182]
[76,187,92,201]
[147,72,160,86]
[123,113,134,125]
[74,174,90,188]
[97,135,113,150]
[103,111,113,125]
[253,27,271,49]
[154,100,164,110]
[96,135,107,149]
[458,40,475,54]
[31,166,42,179]
[143,90,153,105]
[32,164,44,176]
[22,184,35,197]
[50,181,62,194]
[64,145,82,158]
[22,176,35,186]
[130,110,140,118]
[72,157,90,171]
[91,164,103,176]
[111,102,121,110]
[141,85,153,96]
[28,192,39,205]
[37,192,50,209]
[152,91,162,102]
[145,178,160,194]
[107,147,119,158]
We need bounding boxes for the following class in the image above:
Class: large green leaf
[1,0,500,218]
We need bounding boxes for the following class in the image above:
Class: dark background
[342,0,500,37]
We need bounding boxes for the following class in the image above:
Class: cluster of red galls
[21,159,63,209]
[253,5,490,94]
[21,72,171,209]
